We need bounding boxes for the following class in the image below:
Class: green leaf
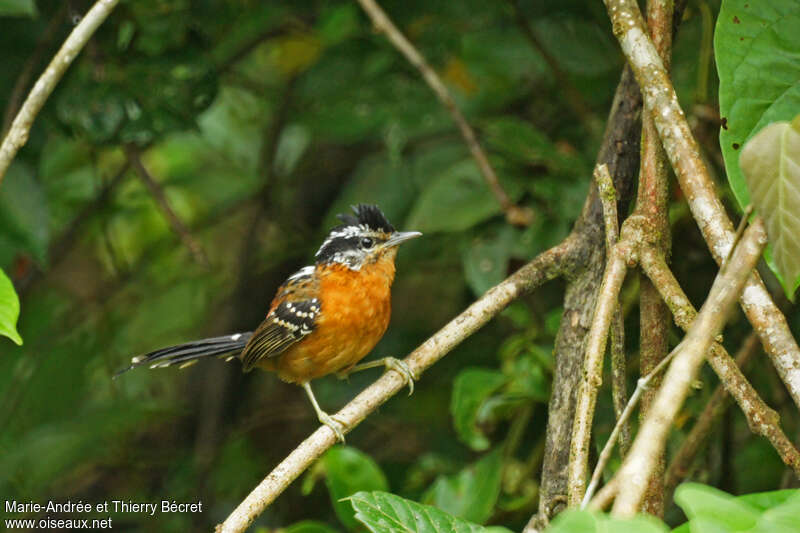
[322,154,416,233]
[481,117,585,175]
[349,491,512,533]
[0,268,22,345]
[274,123,311,177]
[754,489,800,533]
[547,510,668,533]
[0,0,36,17]
[423,449,503,524]
[451,369,508,451]
[740,116,800,298]
[462,225,516,296]
[738,489,798,512]
[320,446,389,531]
[674,483,759,531]
[281,521,342,533]
[715,0,800,210]
[406,159,522,233]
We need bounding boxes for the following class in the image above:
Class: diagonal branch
[0,0,120,186]
[664,332,761,499]
[125,146,210,268]
[603,0,800,410]
[640,248,800,479]
[354,0,533,227]
[2,5,68,136]
[612,218,767,515]
[507,0,602,136]
[216,235,584,532]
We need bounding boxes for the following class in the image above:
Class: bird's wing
[241,265,321,371]
[240,298,321,371]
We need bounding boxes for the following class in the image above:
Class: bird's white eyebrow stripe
[288,265,314,280]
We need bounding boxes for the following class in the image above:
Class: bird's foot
[317,411,347,443]
[336,357,418,395]
[383,357,417,396]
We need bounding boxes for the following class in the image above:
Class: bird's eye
[360,237,374,249]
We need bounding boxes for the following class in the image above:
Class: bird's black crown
[335,204,395,234]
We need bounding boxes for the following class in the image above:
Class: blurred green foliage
[0,0,798,532]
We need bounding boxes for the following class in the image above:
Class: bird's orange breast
[264,254,396,383]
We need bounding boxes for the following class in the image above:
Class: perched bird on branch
[116,204,421,441]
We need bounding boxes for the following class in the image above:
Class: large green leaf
[462,225,517,297]
[754,490,800,533]
[405,159,522,233]
[674,483,760,531]
[715,0,800,209]
[320,446,389,531]
[423,449,503,524]
[271,521,342,533]
[0,268,22,345]
[740,116,800,298]
[546,510,668,533]
[451,368,508,451]
[349,491,512,533]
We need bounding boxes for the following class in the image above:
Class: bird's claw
[384,357,417,396]
[317,411,347,443]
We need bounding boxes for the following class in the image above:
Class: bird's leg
[337,357,418,395]
[301,381,346,443]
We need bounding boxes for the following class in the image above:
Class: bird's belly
[270,271,392,383]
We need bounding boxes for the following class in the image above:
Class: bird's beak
[385,231,422,247]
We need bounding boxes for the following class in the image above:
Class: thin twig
[640,248,800,479]
[15,161,130,292]
[507,0,601,136]
[2,5,67,136]
[567,238,631,505]
[216,236,584,532]
[0,0,120,186]
[612,219,767,515]
[588,478,619,511]
[664,332,760,499]
[581,339,674,508]
[355,0,533,227]
[603,0,800,410]
[125,146,210,268]
[594,164,630,456]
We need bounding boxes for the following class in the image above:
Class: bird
[115,204,421,442]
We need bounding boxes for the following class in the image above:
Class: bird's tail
[114,332,253,377]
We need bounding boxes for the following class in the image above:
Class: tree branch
[125,146,210,268]
[0,0,120,186]
[507,0,602,136]
[216,236,583,532]
[594,164,630,457]
[567,238,630,505]
[603,0,800,410]
[636,0,673,515]
[2,5,67,136]
[664,332,760,499]
[640,248,800,479]
[528,64,642,531]
[612,219,767,515]
[15,160,130,292]
[354,0,532,227]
